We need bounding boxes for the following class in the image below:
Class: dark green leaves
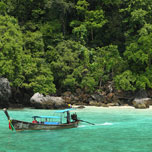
[0,15,23,86]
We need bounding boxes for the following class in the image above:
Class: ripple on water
[1,107,152,152]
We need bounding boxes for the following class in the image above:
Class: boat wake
[78,122,113,128]
[96,122,113,126]
[78,125,86,128]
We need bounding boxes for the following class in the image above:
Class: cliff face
[1,78,152,109]
[0,78,12,108]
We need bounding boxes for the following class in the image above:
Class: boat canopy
[32,109,76,120]
[55,108,76,113]
[32,116,60,119]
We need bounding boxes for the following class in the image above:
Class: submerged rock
[30,93,67,109]
[0,78,11,107]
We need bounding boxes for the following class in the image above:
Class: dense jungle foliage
[0,0,152,95]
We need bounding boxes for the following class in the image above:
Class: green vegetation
[0,0,152,94]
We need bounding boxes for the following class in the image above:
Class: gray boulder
[132,90,151,109]
[91,94,104,102]
[0,78,11,107]
[132,98,151,109]
[30,93,67,109]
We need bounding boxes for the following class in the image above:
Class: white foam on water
[78,125,86,128]
[96,122,113,126]
[78,122,113,128]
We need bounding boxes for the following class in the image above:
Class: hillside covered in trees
[1,0,152,100]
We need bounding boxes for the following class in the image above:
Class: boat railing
[32,116,61,125]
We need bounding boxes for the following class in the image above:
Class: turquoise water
[1,107,152,152]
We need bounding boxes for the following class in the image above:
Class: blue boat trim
[44,122,60,125]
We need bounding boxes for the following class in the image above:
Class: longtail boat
[3,108,79,131]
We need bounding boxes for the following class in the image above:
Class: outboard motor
[71,113,78,122]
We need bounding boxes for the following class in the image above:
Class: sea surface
[1,106,152,152]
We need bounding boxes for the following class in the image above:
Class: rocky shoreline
[0,78,152,109]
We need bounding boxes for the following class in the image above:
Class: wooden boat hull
[11,119,79,131]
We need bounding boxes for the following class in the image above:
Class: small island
[0,1,152,110]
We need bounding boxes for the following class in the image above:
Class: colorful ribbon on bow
[9,120,15,131]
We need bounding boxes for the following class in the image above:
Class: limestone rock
[0,78,11,107]
[132,90,151,109]
[89,101,102,106]
[30,93,67,109]
[91,94,104,102]
[107,102,119,106]
[132,98,151,109]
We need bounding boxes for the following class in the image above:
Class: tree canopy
[1,0,152,95]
